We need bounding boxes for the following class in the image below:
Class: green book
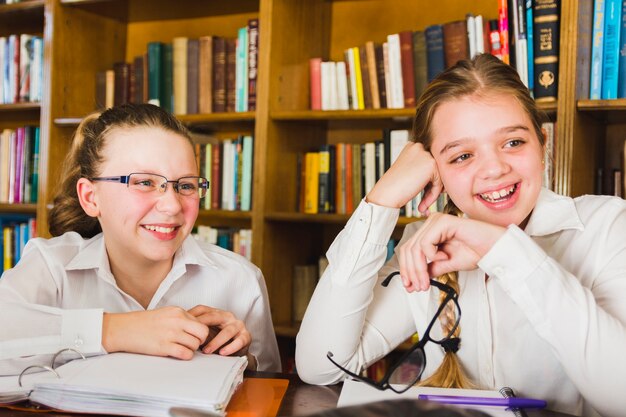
[240,135,253,211]
[30,127,40,203]
[147,41,162,106]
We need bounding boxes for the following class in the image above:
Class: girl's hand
[187,305,251,357]
[102,306,209,360]
[397,213,507,291]
[366,142,443,214]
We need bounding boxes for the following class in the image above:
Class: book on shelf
[412,30,428,98]
[194,225,253,260]
[235,26,249,112]
[199,35,214,113]
[0,352,247,417]
[0,127,39,204]
[186,38,199,115]
[0,34,42,104]
[358,44,373,110]
[533,0,561,102]
[113,62,130,107]
[0,214,35,273]
[147,41,162,106]
[225,38,237,113]
[247,18,259,111]
[173,37,188,114]
[213,37,227,113]
[601,0,621,99]
[398,31,416,109]
[365,41,381,109]
[309,58,322,110]
[442,20,470,69]
[425,24,445,82]
[618,0,626,98]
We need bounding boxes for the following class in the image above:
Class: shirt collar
[523,188,584,236]
[66,234,216,272]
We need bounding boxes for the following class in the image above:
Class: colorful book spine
[236,26,249,112]
[309,58,322,110]
[240,135,254,211]
[147,42,162,106]
[618,0,626,97]
[425,25,445,82]
[601,0,622,99]
[247,18,259,111]
[590,0,606,99]
[533,0,561,102]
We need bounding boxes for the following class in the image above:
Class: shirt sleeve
[0,241,106,376]
[296,200,422,385]
[478,205,626,417]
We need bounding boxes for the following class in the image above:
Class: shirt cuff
[61,309,104,354]
[347,199,399,246]
[478,224,547,291]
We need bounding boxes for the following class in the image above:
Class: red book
[498,0,510,64]
[398,31,416,108]
[247,18,259,111]
[309,58,322,110]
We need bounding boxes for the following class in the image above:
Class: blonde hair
[48,103,193,238]
[412,54,546,388]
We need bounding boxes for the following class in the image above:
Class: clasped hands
[366,142,507,292]
[102,305,251,362]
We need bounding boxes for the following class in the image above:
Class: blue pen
[418,394,547,409]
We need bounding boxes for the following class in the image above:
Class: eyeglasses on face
[89,173,209,199]
[327,271,461,393]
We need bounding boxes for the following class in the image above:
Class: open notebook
[338,379,531,417]
[0,351,247,417]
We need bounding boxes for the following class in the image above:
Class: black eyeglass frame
[89,173,209,198]
[326,271,461,393]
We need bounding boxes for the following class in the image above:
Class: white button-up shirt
[296,189,626,417]
[0,232,281,375]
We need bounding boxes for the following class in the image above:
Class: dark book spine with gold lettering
[533,0,561,102]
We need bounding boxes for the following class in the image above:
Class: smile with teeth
[479,184,517,203]
[143,225,176,233]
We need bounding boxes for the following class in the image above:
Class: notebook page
[338,379,514,417]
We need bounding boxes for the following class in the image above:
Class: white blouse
[0,232,281,375]
[296,189,626,417]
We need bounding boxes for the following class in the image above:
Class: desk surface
[0,372,579,417]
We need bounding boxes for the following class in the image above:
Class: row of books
[297,129,441,217]
[97,19,259,114]
[0,126,40,204]
[1,215,36,273]
[589,0,626,99]
[0,34,44,104]
[310,17,497,111]
[192,134,254,212]
[309,0,561,112]
[193,225,252,261]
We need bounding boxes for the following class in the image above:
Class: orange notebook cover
[227,378,289,417]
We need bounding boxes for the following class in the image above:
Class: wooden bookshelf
[2,0,611,365]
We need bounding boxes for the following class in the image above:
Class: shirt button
[73,336,84,347]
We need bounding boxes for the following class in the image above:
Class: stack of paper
[2,352,247,417]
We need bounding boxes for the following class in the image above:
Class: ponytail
[417,200,475,389]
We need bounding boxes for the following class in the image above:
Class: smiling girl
[0,104,280,374]
[296,54,626,417]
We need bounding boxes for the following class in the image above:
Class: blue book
[425,25,445,82]
[602,0,622,99]
[240,135,254,211]
[526,0,534,93]
[235,27,248,112]
[617,0,626,97]
[591,0,606,99]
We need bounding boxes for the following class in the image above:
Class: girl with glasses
[296,54,625,417]
[0,103,280,374]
